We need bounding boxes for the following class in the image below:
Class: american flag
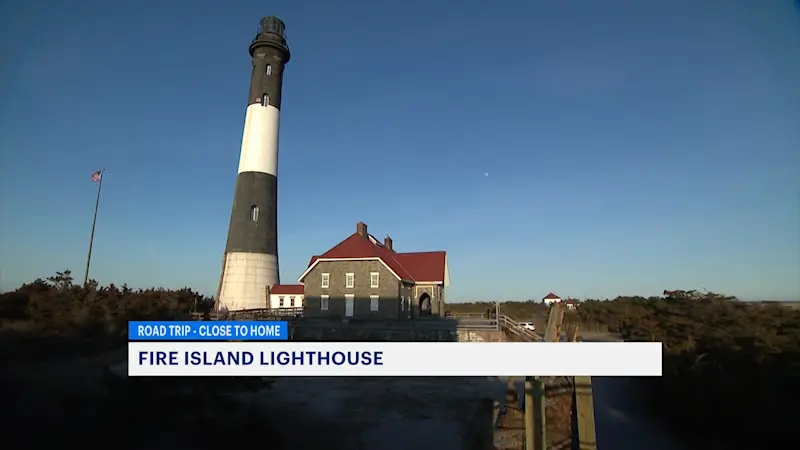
[91,170,102,182]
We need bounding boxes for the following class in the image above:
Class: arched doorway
[418,293,432,316]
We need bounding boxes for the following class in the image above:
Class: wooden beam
[567,325,579,342]
[544,302,564,342]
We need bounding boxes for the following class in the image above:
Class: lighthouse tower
[217,17,290,311]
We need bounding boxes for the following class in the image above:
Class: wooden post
[574,376,597,450]
[544,302,564,342]
[524,376,546,450]
[568,324,597,450]
[524,377,534,450]
[566,325,579,343]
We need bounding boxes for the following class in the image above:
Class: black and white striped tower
[217,17,290,311]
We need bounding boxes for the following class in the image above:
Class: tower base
[217,252,279,311]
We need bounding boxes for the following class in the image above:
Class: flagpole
[84,169,105,286]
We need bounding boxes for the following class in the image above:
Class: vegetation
[450,292,800,449]
[0,270,211,361]
[1,271,332,450]
[3,273,798,448]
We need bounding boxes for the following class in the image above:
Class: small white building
[542,292,562,306]
[269,284,304,310]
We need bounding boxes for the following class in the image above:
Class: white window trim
[289,296,295,307]
[345,272,355,288]
[370,295,379,311]
[321,273,330,288]
[370,272,380,288]
[400,295,405,311]
[320,295,329,311]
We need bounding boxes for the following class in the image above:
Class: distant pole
[84,169,105,286]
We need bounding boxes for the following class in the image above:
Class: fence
[447,312,543,341]
[192,310,548,340]
[190,307,303,321]
[485,302,598,450]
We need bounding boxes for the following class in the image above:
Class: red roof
[305,231,446,282]
[270,284,304,295]
[395,251,446,281]
[543,292,561,300]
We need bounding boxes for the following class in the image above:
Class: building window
[400,296,405,311]
[289,297,295,307]
[250,205,259,222]
[321,273,330,288]
[278,296,284,307]
[261,94,269,106]
[370,295,379,311]
[321,295,329,311]
[345,273,354,288]
[266,64,272,75]
[370,272,379,288]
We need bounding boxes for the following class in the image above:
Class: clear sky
[1,0,798,301]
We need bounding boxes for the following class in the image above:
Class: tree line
[449,292,800,449]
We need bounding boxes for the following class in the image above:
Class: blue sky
[1,0,798,301]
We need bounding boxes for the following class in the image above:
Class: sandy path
[253,376,512,450]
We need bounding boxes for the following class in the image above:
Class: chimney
[384,235,393,251]
[356,221,368,237]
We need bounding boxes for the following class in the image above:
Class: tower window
[266,64,272,75]
[261,94,269,106]
[250,205,259,222]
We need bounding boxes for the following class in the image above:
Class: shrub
[0,270,212,361]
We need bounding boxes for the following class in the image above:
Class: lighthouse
[217,17,290,311]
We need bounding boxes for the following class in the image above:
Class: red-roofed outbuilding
[542,292,562,305]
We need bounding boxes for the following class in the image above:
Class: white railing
[498,315,543,341]
[446,312,543,341]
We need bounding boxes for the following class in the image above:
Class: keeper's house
[298,222,449,320]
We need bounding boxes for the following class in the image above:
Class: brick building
[298,221,449,320]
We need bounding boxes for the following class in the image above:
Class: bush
[450,293,800,449]
[0,270,212,361]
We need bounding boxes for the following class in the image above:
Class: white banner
[127,342,662,377]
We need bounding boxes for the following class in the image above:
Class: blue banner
[128,321,289,341]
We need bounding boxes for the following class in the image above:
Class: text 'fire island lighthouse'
[217,17,290,311]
